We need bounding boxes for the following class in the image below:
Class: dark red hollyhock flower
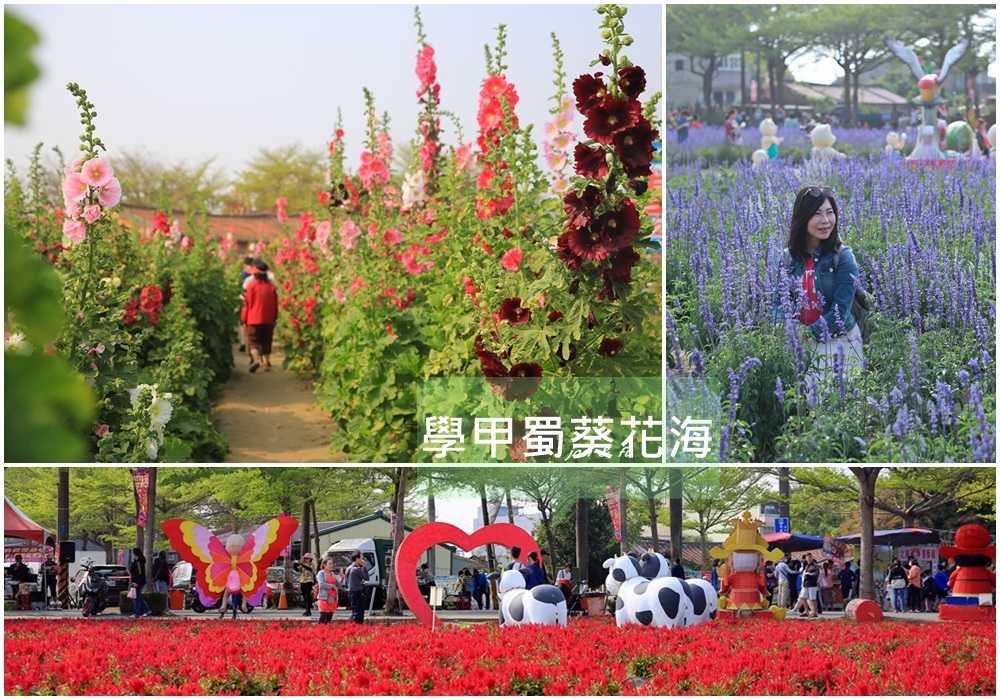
[566,225,611,262]
[505,363,543,401]
[606,246,641,282]
[629,178,648,196]
[474,335,509,378]
[586,310,597,329]
[573,73,607,113]
[548,310,564,322]
[556,342,578,364]
[613,115,657,178]
[583,97,640,145]
[562,185,603,228]
[573,142,609,179]
[597,338,624,357]
[618,66,646,99]
[595,198,640,249]
[597,54,611,66]
[556,233,584,270]
[498,297,532,326]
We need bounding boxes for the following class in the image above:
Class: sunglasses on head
[805,185,835,198]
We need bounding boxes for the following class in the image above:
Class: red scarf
[799,257,821,326]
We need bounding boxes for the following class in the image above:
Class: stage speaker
[58,541,75,564]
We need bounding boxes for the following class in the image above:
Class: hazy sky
[4,3,663,182]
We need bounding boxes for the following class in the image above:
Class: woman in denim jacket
[772,185,864,373]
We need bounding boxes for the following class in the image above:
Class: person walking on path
[774,556,793,609]
[818,561,836,613]
[907,558,923,612]
[128,548,152,618]
[838,561,856,604]
[345,552,370,624]
[671,558,686,579]
[888,560,908,612]
[240,260,279,373]
[315,557,338,624]
[41,553,59,607]
[151,551,170,595]
[799,553,820,618]
[295,553,316,617]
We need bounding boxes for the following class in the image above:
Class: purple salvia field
[663,155,996,462]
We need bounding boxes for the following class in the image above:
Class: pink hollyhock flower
[339,220,362,250]
[331,285,346,303]
[415,45,437,86]
[65,200,81,219]
[538,294,546,308]
[546,152,568,171]
[97,177,122,207]
[93,424,110,438]
[315,220,332,246]
[501,248,523,271]
[79,157,114,187]
[82,205,101,224]
[71,158,83,170]
[62,171,89,204]
[180,236,191,250]
[553,177,571,194]
[383,229,402,246]
[275,196,288,208]
[63,218,87,244]
[255,241,266,255]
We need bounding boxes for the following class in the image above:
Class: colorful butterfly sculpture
[161,516,298,607]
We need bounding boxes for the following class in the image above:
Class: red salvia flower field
[4,616,994,696]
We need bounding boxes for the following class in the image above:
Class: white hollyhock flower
[4,332,33,355]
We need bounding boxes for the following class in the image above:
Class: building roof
[117,204,286,245]
[785,82,909,107]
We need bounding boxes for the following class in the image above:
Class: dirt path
[212,344,341,463]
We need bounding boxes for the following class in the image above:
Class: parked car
[262,566,301,608]
[69,565,130,608]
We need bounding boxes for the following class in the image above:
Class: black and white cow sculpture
[490,569,567,627]
[602,553,717,629]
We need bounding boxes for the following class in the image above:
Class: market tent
[4,496,51,543]
[837,528,940,547]
[762,532,826,554]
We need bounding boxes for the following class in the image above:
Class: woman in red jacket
[240,261,278,373]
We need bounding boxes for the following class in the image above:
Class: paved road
[4,606,950,624]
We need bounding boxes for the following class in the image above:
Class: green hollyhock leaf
[4,226,66,346]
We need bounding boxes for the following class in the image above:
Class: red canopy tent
[4,496,51,543]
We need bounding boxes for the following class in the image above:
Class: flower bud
[602,29,612,39]
[623,36,633,46]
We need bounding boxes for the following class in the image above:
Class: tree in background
[112,148,230,213]
[230,144,326,215]
[682,467,771,567]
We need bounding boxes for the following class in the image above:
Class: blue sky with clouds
[4,3,663,181]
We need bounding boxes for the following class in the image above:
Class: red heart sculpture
[395,522,542,627]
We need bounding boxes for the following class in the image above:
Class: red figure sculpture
[938,523,995,622]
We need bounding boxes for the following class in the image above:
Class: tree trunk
[669,468,683,561]
[143,467,157,586]
[778,468,790,519]
[843,67,853,126]
[132,479,144,550]
[311,500,321,560]
[541,511,556,582]
[506,488,516,524]
[740,49,747,106]
[648,496,660,553]
[776,60,788,109]
[849,467,883,601]
[700,523,709,569]
[768,58,777,112]
[618,469,628,556]
[301,498,312,559]
[575,499,589,588]
[427,491,437,575]
[383,467,409,615]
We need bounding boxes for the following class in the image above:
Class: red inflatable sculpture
[938,523,995,622]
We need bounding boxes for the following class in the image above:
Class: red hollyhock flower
[606,245,641,282]
[498,297,532,326]
[566,225,611,262]
[595,198,640,249]
[151,212,170,235]
[597,338,624,357]
[613,115,657,178]
[548,310,564,322]
[583,97,640,145]
[556,233,585,270]
[618,66,646,99]
[505,362,543,401]
[572,73,607,113]
[573,142,609,179]
[474,335,509,378]
[562,185,603,228]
